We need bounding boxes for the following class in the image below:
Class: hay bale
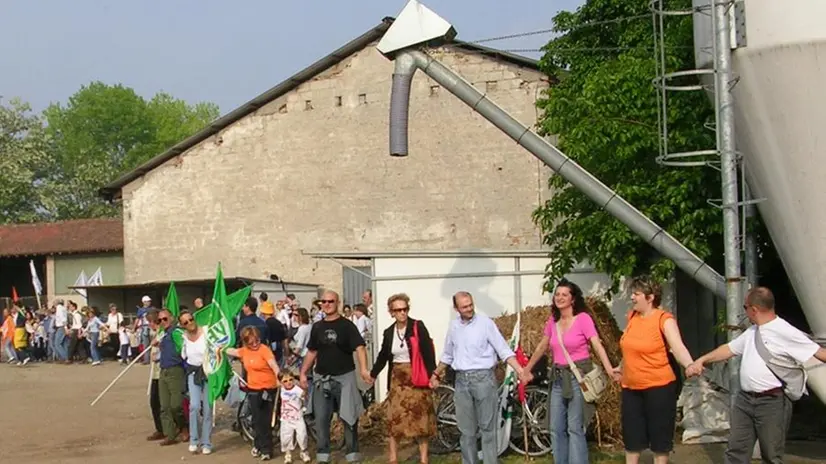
[492,298,624,448]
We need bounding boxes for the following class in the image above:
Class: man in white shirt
[53,299,69,362]
[686,287,826,463]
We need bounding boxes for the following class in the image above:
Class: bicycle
[432,373,552,457]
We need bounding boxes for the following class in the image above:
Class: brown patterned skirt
[387,362,436,440]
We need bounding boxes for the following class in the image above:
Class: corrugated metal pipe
[389,53,416,156]
[388,49,726,298]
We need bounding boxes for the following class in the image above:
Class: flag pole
[91,345,152,406]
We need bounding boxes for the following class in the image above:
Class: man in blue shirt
[236,297,269,347]
[430,291,528,464]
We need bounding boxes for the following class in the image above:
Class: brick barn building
[100,18,552,295]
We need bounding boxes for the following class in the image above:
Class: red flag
[515,345,530,403]
[11,286,19,303]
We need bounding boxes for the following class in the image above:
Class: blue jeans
[3,339,17,361]
[47,331,56,360]
[141,329,151,363]
[188,372,213,449]
[54,329,68,361]
[454,368,499,464]
[89,332,101,362]
[550,374,589,464]
[312,377,359,463]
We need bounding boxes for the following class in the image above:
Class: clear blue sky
[0,0,584,115]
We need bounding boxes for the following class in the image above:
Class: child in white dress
[279,371,310,463]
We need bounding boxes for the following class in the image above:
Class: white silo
[692,0,826,403]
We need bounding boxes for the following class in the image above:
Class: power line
[468,14,651,45]
[500,45,694,53]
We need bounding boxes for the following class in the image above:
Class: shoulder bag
[754,327,807,401]
[555,321,608,403]
[409,321,431,388]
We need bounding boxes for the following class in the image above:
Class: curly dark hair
[551,278,587,322]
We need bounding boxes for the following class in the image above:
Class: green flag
[165,282,180,319]
[199,263,251,405]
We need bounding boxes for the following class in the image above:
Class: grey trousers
[724,390,792,464]
[454,368,499,464]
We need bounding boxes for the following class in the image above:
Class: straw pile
[493,298,624,448]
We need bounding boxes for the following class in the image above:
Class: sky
[0,0,584,115]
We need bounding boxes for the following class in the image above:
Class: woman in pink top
[524,280,617,464]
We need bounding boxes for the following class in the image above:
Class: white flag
[74,270,88,297]
[29,260,43,295]
[88,267,104,286]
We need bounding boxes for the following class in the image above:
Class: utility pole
[713,0,745,400]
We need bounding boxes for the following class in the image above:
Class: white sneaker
[300,451,311,462]
[188,445,198,453]
[201,447,212,455]
[22,357,31,365]
[16,361,22,366]
[283,453,292,463]
[91,360,101,366]
[251,448,260,458]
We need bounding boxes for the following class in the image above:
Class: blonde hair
[387,293,411,310]
[240,326,261,346]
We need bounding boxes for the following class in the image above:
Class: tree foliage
[533,0,724,292]
[0,98,53,224]
[42,82,219,219]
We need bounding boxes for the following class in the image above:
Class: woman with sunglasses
[225,326,280,461]
[179,311,213,455]
[368,293,436,464]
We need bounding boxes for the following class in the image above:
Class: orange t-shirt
[238,345,279,391]
[619,309,676,390]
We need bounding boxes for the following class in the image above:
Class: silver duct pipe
[391,49,726,298]
[389,53,416,156]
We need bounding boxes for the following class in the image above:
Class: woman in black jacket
[368,293,436,464]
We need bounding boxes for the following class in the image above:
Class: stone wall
[121,43,552,291]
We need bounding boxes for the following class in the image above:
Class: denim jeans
[47,331,55,360]
[550,374,589,464]
[454,368,499,464]
[187,372,213,449]
[141,329,151,363]
[89,332,101,362]
[3,339,17,362]
[54,328,68,361]
[312,378,359,462]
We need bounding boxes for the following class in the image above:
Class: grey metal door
[342,266,372,307]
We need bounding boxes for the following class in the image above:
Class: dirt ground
[2,361,825,463]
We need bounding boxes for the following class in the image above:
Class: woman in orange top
[617,276,693,464]
[226,325,280,461]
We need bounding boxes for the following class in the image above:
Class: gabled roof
[99,17,541,200]
[0,218,123,258]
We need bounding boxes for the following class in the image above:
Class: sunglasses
[180,318,193,325]
[319,299,336,304]
[159,317,168,322]
[391,306,409,313]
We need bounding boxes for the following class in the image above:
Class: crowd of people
[5,278,825,464]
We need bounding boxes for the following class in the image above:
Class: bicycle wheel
[431,385,460,454]
[237,395,256,443]
[508,385,552,456]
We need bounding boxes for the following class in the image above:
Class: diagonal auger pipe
[388,49,726,298]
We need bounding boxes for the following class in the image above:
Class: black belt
[743,387,783,397]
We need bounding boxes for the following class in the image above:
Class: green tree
[43,82,219,219]
[532,0,724,292]
[0,98,53,223]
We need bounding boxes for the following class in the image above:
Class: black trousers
[67,330,85,361]
[150,378,163,434]
[248,390,275,455]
